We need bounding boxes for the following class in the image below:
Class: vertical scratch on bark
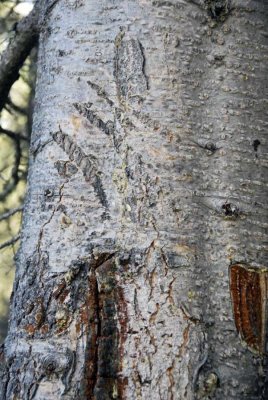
[51,128,97,182]
[167,360,175,400]
[92,175,109,210]
[87,80,114,107]
[81,265,100,399]
[114,33,148,108]
[36,182,66,258]
[117,284,129,399]
[80,254,128,399]
[74,102,115,136]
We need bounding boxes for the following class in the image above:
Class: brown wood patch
[79,254,128,399]
[229,263,268,354]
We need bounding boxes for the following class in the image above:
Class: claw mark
[31,138,53,158]
[87,80,114,107]
[114,34,148,107]
[74,102,115,136]
[92,175,109,209]
[51,128,97,182]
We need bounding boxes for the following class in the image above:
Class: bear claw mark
[114,34,148,107]
[51,129,96,182]
[87,80,114,107]
[51,129,109,209]
[74,102,115,136]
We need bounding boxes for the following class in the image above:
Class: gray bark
[1,0,268,399]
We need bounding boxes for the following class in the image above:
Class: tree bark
[1,0,267,399]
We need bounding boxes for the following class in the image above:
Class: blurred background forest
[0,0,35,342]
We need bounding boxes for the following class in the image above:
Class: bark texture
[1,0,268,399]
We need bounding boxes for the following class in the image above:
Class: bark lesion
[79,253,128,400]
[229,263,268,355]
[51,127,110,211]
[54,160,78,178]
[79,76,179,161]
[114,31,148,109]
[51,128,97,182]
[87,80,115,107]
[74,102,115,136]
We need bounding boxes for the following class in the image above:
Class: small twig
[0,234,20,251]
[0,137,22,201]
[5,98,28,116]
[0,125,28,142]
[0,0,41,113]
[0,206,23,222]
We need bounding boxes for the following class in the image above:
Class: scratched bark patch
[51,129,96,181]
[74,102,115,136]
[79,255,128,400]
[52,129,109,210]
[114,34,148,106]
[229,263,268,354]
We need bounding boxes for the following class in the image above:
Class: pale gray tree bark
[1,0,267,399]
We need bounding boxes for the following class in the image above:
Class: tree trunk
[1,0,267,399]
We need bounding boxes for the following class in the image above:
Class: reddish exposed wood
[81,268,100,399]
[229,263,268,354]
[79,256,128,399]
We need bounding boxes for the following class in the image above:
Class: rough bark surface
[1,0,268,399]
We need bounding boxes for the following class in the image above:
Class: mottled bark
[1,0,268,399]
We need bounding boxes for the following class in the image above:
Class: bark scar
[80,253,128,399]
[229,263,268,354]
[114,33,148,107]
[51,128,97,182]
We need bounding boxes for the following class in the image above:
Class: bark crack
[74,102,115,136]
[86,253,116,397]
[51,127,97,182]
[84,266,100,398]
[36,182,66,258]
[81,253,127,399]
[87,80,114,107]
